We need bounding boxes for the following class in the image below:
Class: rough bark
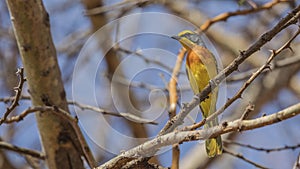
[5,0,90,168]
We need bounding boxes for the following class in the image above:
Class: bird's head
[171,30,206,49]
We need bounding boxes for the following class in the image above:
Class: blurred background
[0,0,300,168]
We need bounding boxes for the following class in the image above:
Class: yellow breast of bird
[186,46,212,94]
[185,45,218,117]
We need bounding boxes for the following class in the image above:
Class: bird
[172,30,222,157]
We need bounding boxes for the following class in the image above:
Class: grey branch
[97,102,300,168]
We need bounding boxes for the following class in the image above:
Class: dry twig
[0,68,26,125]
[224,140,300,153]
[200,0,290,31]
[70,101,158,125]
[223,147,268,169]
[0,140,45,160]
[227,55,300,82]
[0,96,158,125]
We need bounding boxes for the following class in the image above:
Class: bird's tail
[204,117,223,157]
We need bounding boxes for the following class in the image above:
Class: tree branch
[97,102,300,168]
[224,140,300,153]
[223,147,268,169]
[0,141,45,160]
[5,0,95,167]
[227,55,300,82]
[200,0,290,31]
[203,26,300,125]
[99,5,300,168]
[0,105,96,168]
[70,101,158,125]
[182,27,299,132]
[159,4,300,136]
[168,48,186,169]
[0,68,26,125]
[0,96,158,125]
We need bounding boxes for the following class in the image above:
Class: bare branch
[159,6,300,135]
[84,0,149,16]
[97,102,300,168]
[223,147,268,169]
[69,101,158,125]
[168,49,186,116]
[0,95,31,103]
[168,48,186,169]
[200,0,290,31]
[0,68,26,125]
[227,53,300,83]
[224,140,300,153]
[0,105,95,168]
[239,103,255,121]
[5,0,96,167]
[116,46,185,75]
[0,96,157,125]
[102,73,190,93]
[204,27,300,126]
[104,73,167,91]
[0,140,45,160]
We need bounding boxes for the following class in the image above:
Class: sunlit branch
[97,102,300,168]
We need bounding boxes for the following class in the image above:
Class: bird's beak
[171,35,180,41]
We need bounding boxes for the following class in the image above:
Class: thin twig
[181,118,206,131]
[0,68,26,125]
[227,55,300,82]
[200,0,290,31]
[104,72,167,91]
[223,147,269,169]
[0,96,158,125]
[224,140,300,153]
[0,95,31,103]
[0,141,45,159]
[70,101,158,125]
[239,103,255,121]
[1,107,43,123]
[84,0,149,16]
[116,46,185,75]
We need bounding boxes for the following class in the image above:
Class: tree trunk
[5,0,90,168]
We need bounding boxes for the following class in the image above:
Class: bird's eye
[189,34,198,43]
